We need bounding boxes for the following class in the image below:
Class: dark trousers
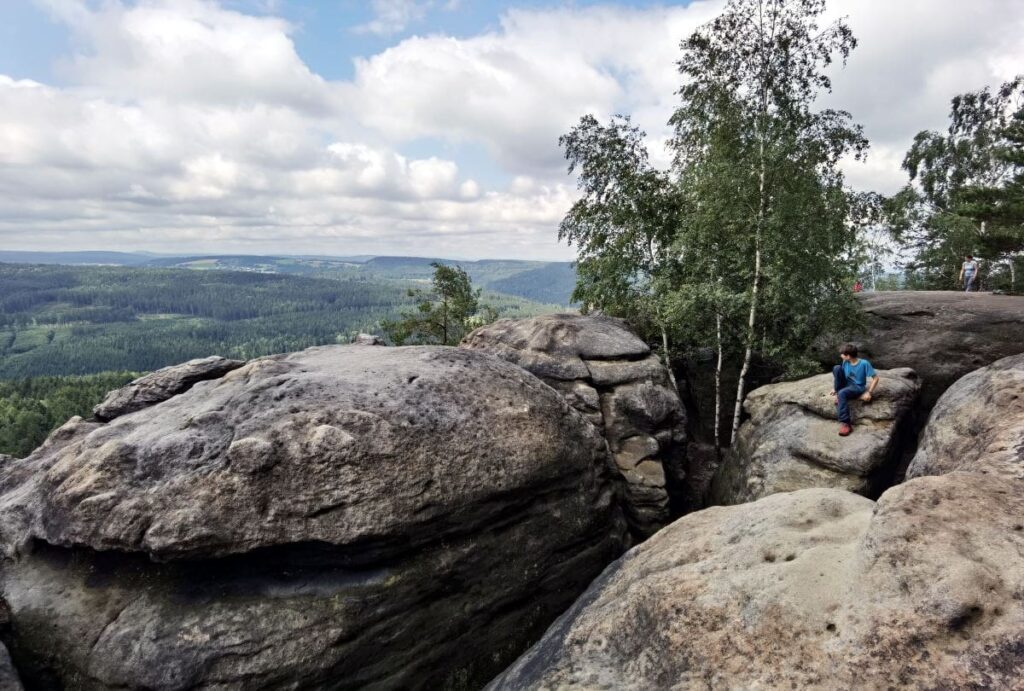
[833,365,865,424]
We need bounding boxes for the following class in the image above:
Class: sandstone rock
[712,368,920,504]
[0,345,626,690]
[462,314,686,538]
[0,596,22,691]
[908,352,1024,483]
[490,474,1024,688]
[828,291,1024,409]
[92,355,245,421]
[351,332,383,345]
[0,643,22,691]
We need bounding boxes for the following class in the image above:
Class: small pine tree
[383,263,497,345]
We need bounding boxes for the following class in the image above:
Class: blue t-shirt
[843,359,877,388]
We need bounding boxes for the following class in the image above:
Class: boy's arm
[868,374,879,393]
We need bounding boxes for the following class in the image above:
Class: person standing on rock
[830,343,879,437]
[959,255,979,292]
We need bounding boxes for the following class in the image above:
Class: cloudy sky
[0,0,1021,260]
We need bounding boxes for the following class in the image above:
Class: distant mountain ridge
[0,251,578,305]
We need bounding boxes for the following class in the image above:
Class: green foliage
[0,264,413,377]
[0,264,560,378]
[559,0,870,445]
[147,254,579,306]
[382,263,498,345]
[559,114,683,334]
[0,372,137,457]
[891,77,1024,290]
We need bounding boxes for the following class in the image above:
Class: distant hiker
[830,343,879,437]
[853,280,863,293]
[959,254,979,292]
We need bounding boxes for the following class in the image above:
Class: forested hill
[0,264,557,379]
[0,252,578,305]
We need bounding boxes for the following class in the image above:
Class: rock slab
[908,352,1024,482]
[488,352,1024,690]
[92,355,245,421]
[831,291,1024,409]
[712,367,920,504]
[0,345,626,690]
[462,314,687,538]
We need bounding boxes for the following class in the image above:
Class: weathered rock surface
[0,597,23,691]
[92,355,245,421]
[351,332,384,345]
[0,345,626,690]
[829,291,1024,409]
[462,314,687,538]
[491,463,1024,688]
[712,368,920,504]
[908,352,1024,482]
[0,643,22,691]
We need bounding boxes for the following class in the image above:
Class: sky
[0,0,1021,261]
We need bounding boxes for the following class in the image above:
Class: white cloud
[355,0,432,36]
[1,0,1022,259]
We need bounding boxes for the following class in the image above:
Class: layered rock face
[0,345,626,690]
[490,356,1024,690]
[92,355,245,421]
[712,368,920,504]
[834,291,1024,409]
[461,314,687,538]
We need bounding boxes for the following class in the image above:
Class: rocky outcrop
[92,355,245,421]
[0,345,626,690]
[0,643,22,691]
[491,457,1024,688]
[712,368,920,504]
[461,314,687,538]
[0,597,23,691]
[830,291,1024,409]
[351,332,384,345]
[908,352,1024,482]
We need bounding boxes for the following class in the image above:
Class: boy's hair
[966,254,974,259]
[839,343,858,357]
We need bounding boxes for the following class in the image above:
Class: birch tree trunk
[660,325,680,397]
[714,307,724,454]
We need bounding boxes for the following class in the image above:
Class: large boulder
[711,368,920,504]
[832,291,1024,409]
[491,463,1024,688]
[92,355,245,421]
[461,314,687,539]
[908,352,1024,482]
[0,345,626,690]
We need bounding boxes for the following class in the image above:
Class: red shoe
[838,423,852,436]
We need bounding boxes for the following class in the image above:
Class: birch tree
[894,77,1024,291]
[558,115,685,394]
[671,0,867,443]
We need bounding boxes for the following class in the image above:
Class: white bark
[714,308,724,452]
[660,325,680,397]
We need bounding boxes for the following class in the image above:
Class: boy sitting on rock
[830,343,879,437]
